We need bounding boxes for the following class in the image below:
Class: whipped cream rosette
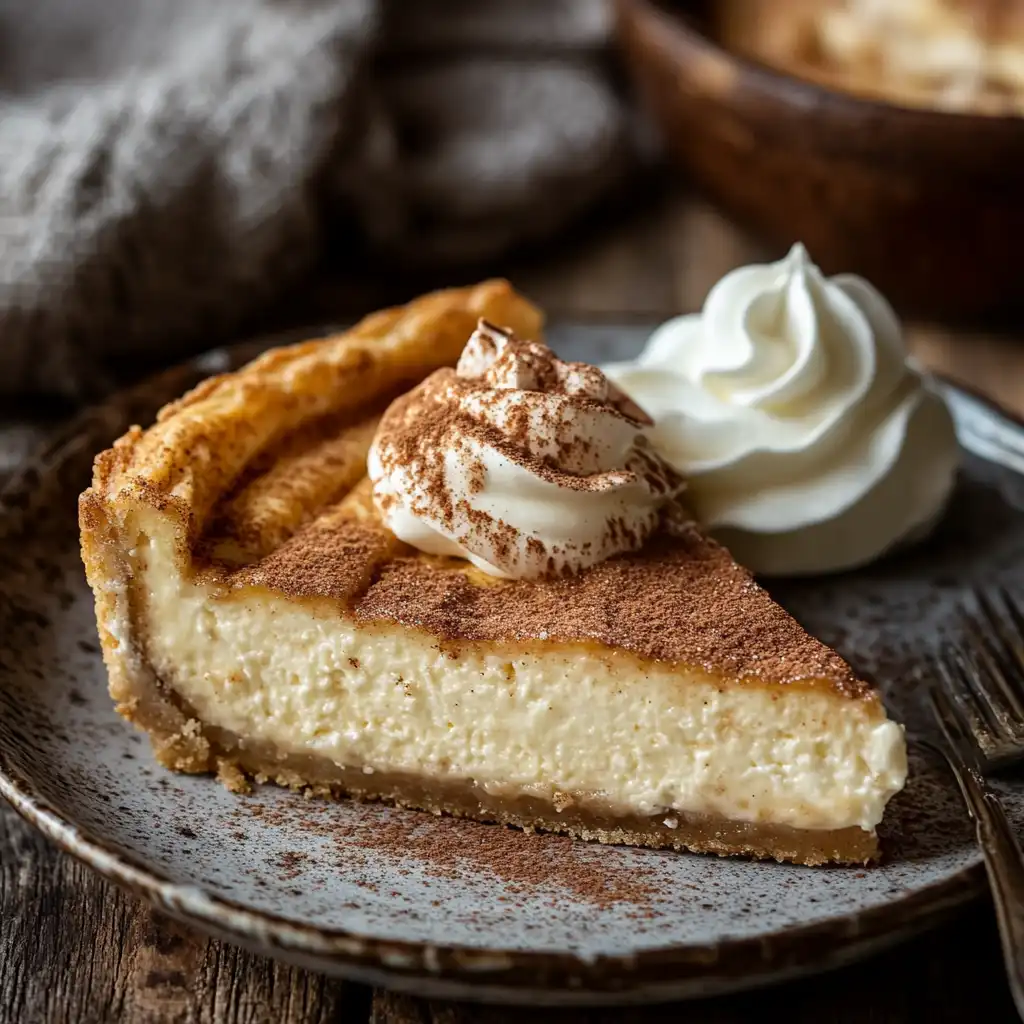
[605,244,959,576]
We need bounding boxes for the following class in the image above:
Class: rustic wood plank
[0,801,369,1024]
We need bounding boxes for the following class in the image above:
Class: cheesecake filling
[131,516,907,835]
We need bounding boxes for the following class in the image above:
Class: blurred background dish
[615,0,1024,319]
[718,0,1024,116]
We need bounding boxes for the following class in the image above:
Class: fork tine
[995,586,1024,676]
[952,642,1005,737]
[962,638,1024,741]
[996,585,1024,631]
[933,645,1004,756]
[970,589,1024,730]
[927,669,985,772]
[974,589,1024,670]
[978,647,1024,741]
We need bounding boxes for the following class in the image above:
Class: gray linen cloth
[0,0,630,399]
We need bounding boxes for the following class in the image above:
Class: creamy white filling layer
[130,519,906,833]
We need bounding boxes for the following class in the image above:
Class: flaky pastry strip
[86,280,543,543]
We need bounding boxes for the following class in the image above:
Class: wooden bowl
[615,0,1024,320]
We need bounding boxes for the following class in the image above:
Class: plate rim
[0,326,1011,1004]
[0,754,986,1004]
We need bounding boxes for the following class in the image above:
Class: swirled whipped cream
[368,320,684,578]
[604,244,960,576]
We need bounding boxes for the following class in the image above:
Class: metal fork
[927,587,1024,1018]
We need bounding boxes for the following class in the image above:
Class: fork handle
[955,764,1024,1018]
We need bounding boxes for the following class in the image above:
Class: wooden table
[3,187,1022,1023]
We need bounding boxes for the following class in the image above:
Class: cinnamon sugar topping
[367,319,685,580]
[238,494,866,696]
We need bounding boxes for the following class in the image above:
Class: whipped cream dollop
[368,320,684,579]
[604,244,960,576]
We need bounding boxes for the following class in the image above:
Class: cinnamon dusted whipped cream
[368,320,684,578]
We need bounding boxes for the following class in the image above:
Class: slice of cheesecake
[79,280,906,866]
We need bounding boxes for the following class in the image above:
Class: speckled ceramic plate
[2,324,1023,1006]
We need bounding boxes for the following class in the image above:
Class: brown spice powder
[343,816,663,908]
[236,804,662,910]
